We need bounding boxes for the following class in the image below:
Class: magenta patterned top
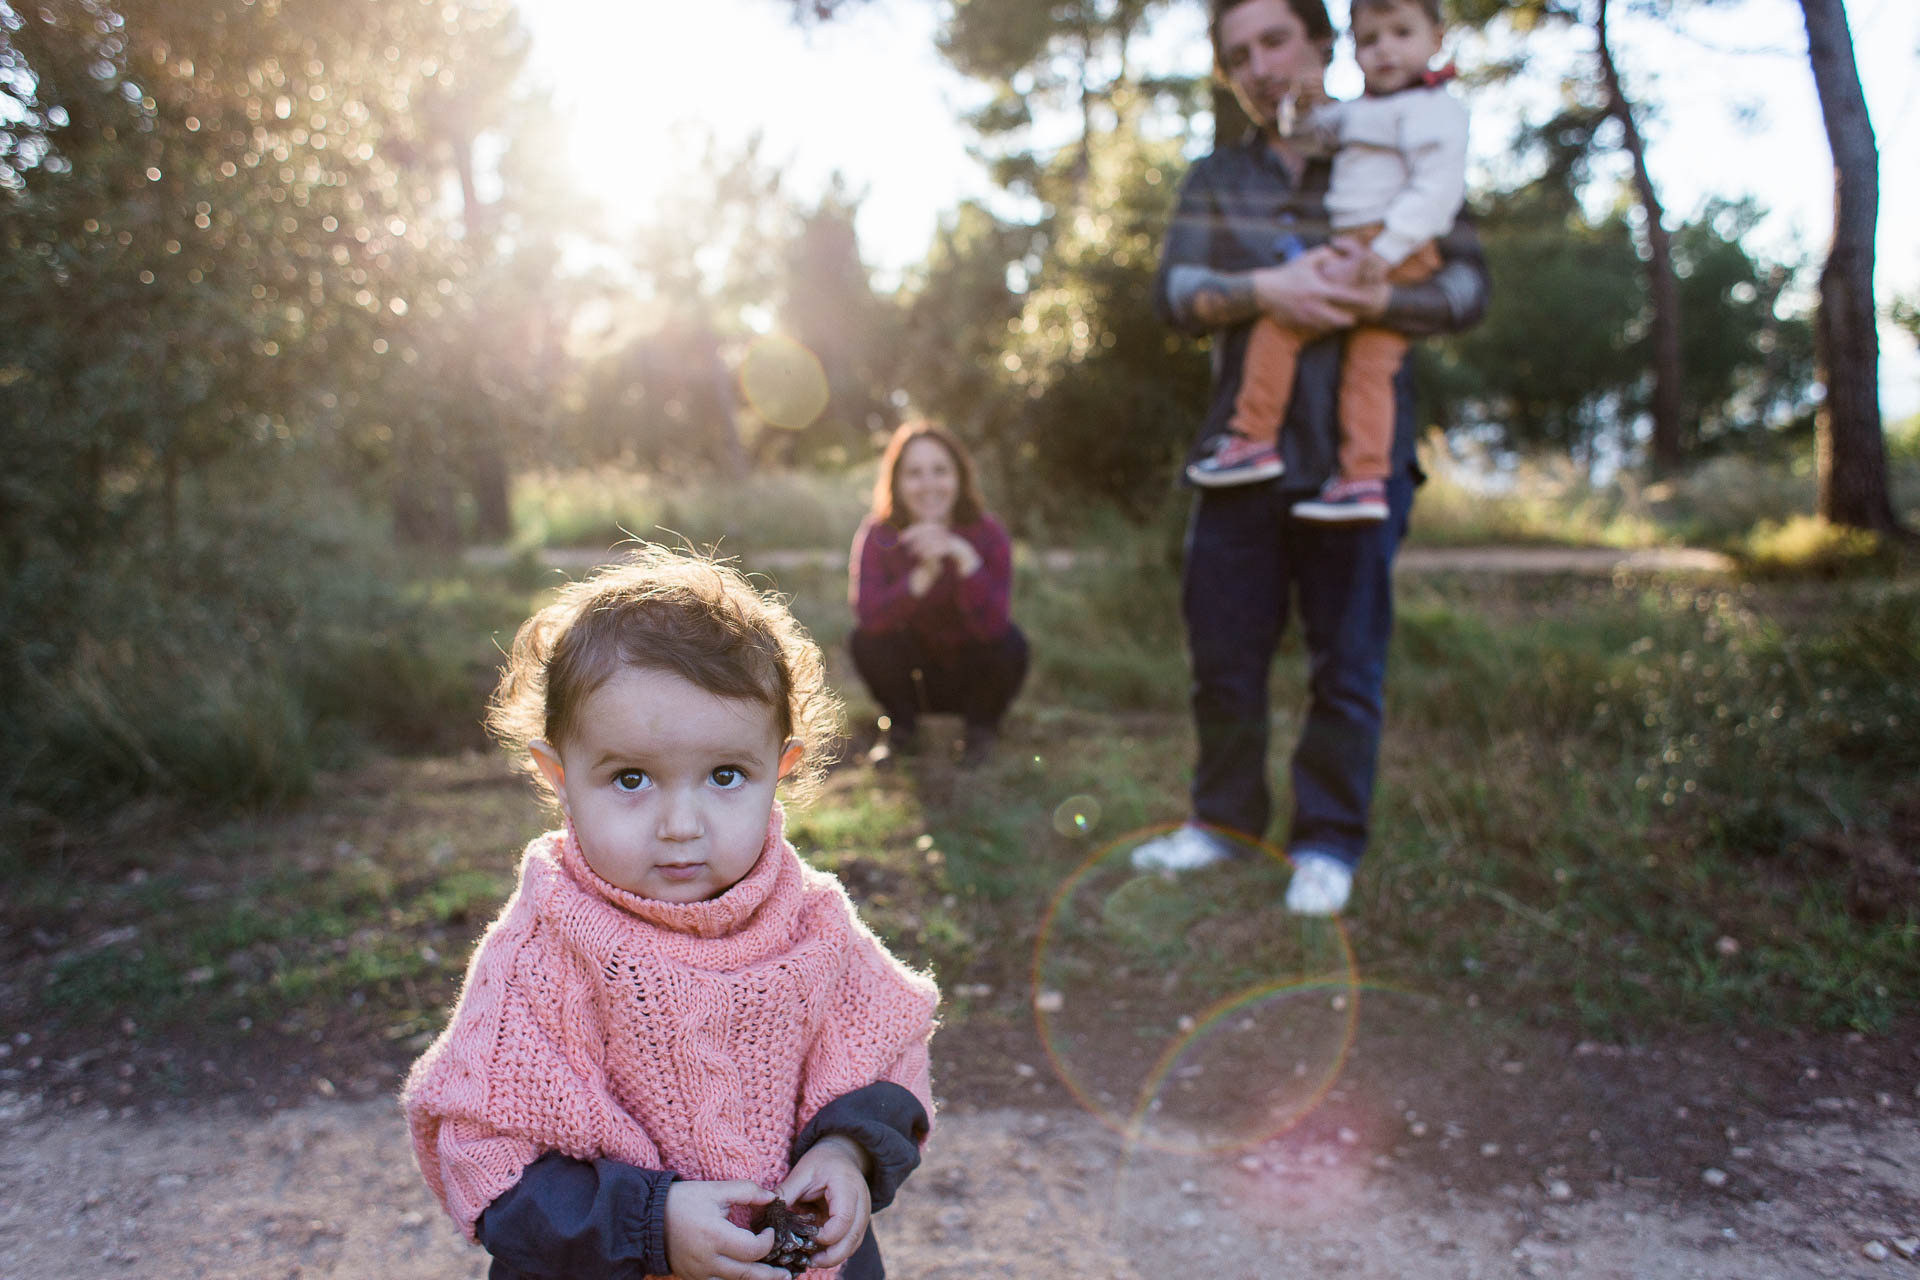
[848,514,1015,659]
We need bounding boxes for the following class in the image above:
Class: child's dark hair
[488,546,841,802]
[1350,0,1444,26]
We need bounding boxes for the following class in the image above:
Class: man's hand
[1192,285,1241,328]
[1250,250,1373,330]
[778,1136,873,1271]
[664,1180,787,1280]
[1252,248,1385,329]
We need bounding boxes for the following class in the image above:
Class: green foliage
[771,177,902,466]
[1,462,487,818]
[997,143,1210,519]
[897,0,1215,526]
[0,0,610,815]
[894,199,1038,496]
[912,157,1203,524]
[1425,130,1816,470]
[1671,201,1817,451]
[0,0,558,558]
[559,142,901,482]
[1430,188,1645,461]
[1891,295,1920,348]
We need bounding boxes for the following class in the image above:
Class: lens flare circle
[1031,825,1359,1156]
[1051,794,1102,838]
[1129,979,1359,1156]
[739,335,829,430]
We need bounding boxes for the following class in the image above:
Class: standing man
[1128,0,1490,914]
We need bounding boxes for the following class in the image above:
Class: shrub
[2,467,479,822]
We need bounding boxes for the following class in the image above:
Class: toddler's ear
[777,738,805,781]
[529,739,570,812]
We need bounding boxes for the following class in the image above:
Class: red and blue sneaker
[1292,476,1389,523]
[1185,433,1285,488]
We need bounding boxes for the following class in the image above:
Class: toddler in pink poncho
[404,548,939,1280]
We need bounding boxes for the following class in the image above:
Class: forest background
[1,0,1918,1088]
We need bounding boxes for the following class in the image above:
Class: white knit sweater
[1304,83,1469,268]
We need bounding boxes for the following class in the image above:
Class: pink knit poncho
[404,805,939,1274]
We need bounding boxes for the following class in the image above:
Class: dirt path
[5,1030,1915,1279]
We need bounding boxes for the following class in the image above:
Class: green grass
[509,464,875,555]
[1406,435,1920,554]
[7,484,1917,1093]
[1365,572,1920,1032]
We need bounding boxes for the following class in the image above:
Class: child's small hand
[1327,236,1390,286]
[665,1179,788,1280]
[778,1135,873,1271]
[1291,76,1331,113]
[1313,248,1362,287]
[1349,250,1389,286]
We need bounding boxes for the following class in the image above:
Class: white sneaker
[1285,851,1353,915]
[1129,825,1235,873]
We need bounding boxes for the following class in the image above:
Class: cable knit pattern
[404,804,939,1280]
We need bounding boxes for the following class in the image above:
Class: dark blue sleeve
[1381,214,1490,337]
[475,1152,676,1280]
[790,1082,930,1213]
[1152,159,1223,334]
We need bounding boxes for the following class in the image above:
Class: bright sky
[520,0,1919,418]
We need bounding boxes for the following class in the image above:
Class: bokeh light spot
[1051,794,1101,838]
[739,335,829,430]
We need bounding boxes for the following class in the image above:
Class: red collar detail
[1367,62,1458,96]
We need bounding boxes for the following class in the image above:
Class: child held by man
[1186,0,1468,524]
[404,548,939,1280]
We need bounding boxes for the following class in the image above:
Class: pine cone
[752,1198,824,1275]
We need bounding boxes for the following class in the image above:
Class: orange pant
[1230,235,1443,482]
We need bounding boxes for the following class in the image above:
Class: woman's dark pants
[848,626,1030,734]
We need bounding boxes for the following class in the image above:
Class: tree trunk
[698,328,751,479]
[1594,0,1683,474]
[466,420,514,540]
[391,425,461,548]
[1799,0,1903,535]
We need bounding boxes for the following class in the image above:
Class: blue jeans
[1180,471,1414,867]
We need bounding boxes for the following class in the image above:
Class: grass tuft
[510,465,874,555]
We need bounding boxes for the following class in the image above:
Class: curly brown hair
[486,546,841,805]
